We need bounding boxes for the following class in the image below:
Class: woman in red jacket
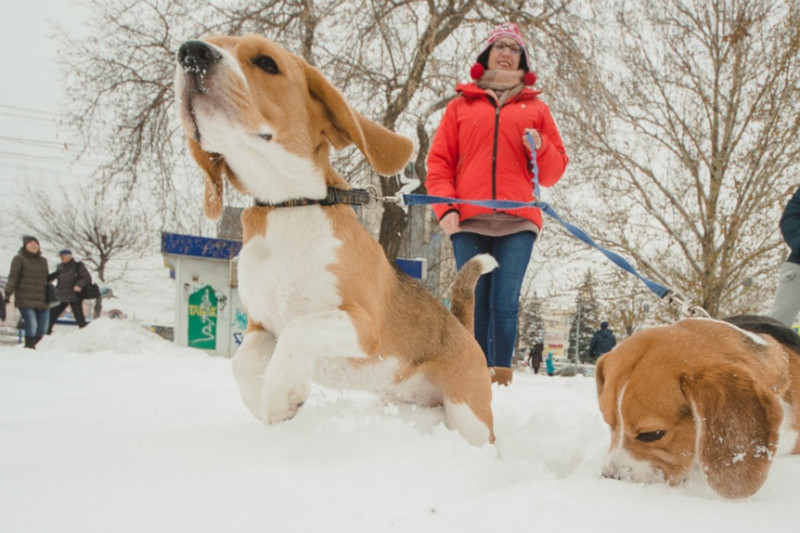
[426,22,568,385]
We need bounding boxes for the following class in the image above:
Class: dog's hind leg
[444,397,494,446]
[427,358,495,445]
[261,309,364,424]
[231,327,277,421]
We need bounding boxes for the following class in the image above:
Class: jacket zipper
[491,104,500,212]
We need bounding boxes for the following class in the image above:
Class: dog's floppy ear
[681,369,783,499]
[188,138,225,220]
[304,62,414,176]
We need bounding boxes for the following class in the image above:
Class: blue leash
[402,132,671,300]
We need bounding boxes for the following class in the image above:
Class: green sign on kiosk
[188,285,218,350]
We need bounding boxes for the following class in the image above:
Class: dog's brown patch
[596,318,797,498]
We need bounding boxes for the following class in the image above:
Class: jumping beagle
[596,315,800,498]
[175,35,497,444]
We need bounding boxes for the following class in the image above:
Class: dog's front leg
[231,328,277,421]
[260,309,363,424]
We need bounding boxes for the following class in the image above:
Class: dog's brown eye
[636,430,666,442]
[253,55,279,74]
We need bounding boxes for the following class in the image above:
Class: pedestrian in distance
[588,321,616,363]
[545,351,555,377]
[767,187,800,328]
[528,340,544,374]
[47,249,92,334]
[0,292,6,322]
[426,21,569,386]
[5,236,50,348]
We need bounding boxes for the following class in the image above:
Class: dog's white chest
[237,207,342,334]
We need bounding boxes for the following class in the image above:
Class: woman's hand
[524,128,541,151]
[439,211,461,235]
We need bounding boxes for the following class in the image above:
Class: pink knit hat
[486,22,527,51]
[471,22,536,86]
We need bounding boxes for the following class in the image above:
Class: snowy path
[1,319,797,532]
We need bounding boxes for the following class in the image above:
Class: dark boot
[24,336,36,349]
[33,336,44,347]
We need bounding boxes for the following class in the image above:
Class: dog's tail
[450,254,498,331]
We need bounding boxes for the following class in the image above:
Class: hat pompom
[470,63,485,80]
[523,71,537,86]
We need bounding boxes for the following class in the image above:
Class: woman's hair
[476,42,530,73]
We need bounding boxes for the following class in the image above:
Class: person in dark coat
[768,187,800,327]
[588,321,616,363]
[528,341,544,374]
[47,249,92,333]
[0,292,6,322]
[5,236,50,348]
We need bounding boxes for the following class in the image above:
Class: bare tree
[58,0,232,230]
[348,0,594,260]
[559,0,800,317]
[57,0,596,260]
[517,290,546,355]
[15,181,151,283]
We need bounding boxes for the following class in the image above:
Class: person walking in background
[588,321,616,363]
[47,249,92,334]
[426,22,568,386]
[545,351,555,377]
[768,187,800,328]
[5,236,50,348]
[528,340,544,374]
[0,292,6,322]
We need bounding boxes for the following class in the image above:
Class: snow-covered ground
[1,318,797,533]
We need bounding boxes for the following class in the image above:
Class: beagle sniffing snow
[596,315,800,498]
[174,35,497,445]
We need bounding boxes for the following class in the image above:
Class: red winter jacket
[425,82,568,230]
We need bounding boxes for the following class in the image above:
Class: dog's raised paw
[261,386,309,424]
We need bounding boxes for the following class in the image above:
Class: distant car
[554,363,595,377]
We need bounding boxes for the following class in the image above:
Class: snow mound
[36,317,194,355]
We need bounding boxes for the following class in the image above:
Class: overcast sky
[0,1,90,193]
[0,1,92,257]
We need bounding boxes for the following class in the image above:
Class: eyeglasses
[492,42,522,55]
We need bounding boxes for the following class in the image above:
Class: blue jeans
[451,231,536,368]
[19,307,50,338]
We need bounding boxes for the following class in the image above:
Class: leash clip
[369,177,419,212]
[664,291,711,318]
[364,185,381,209]
[395,177,420,213]
[366,187,405,209]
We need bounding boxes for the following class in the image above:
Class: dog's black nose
[178,40,222,73]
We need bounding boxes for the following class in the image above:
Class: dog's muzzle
[178,40,222,75]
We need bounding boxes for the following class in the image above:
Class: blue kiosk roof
[161,232,424,279]
[161,232,242,260]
